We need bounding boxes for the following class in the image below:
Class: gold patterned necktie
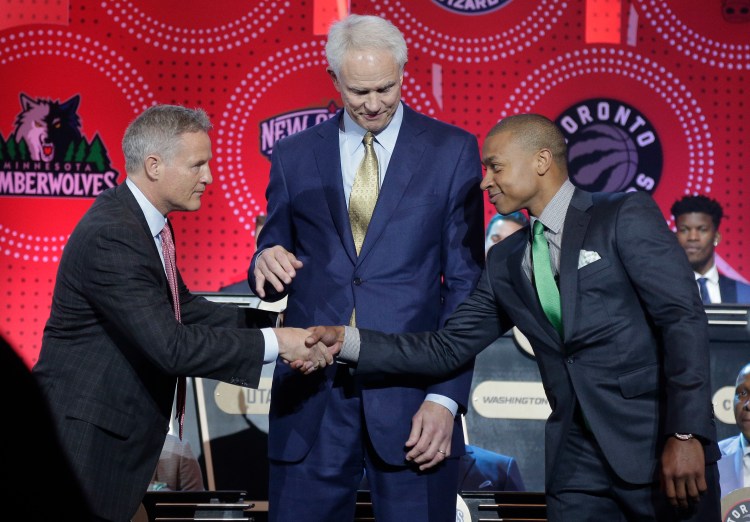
[348,131,379,326]
[531,220,563,336]
[161,222,187,440]
[349,131,379,255]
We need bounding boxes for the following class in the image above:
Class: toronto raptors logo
[723,498,750,522]
[556,99,663,194]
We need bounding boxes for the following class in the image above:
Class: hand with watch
[660,431,706,510]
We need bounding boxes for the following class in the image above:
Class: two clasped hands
[255,246,349,374]
[274,325,345,374]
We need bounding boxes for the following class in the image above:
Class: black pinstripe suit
[33,182,272,521]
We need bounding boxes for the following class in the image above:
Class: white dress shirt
[126,178,277,363]
[694,263,721,304]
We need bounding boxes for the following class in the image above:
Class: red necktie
[160,222,186,440]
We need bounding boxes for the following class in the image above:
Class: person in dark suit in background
[459,444,525,492]
[149,433,205,492]
[671,194,750,304]
[718,362,750,497]
[308,114,721,521]
[249,13,485,522]
[484,211,528,255]
[360,442,525,493]
[32,104,333,522]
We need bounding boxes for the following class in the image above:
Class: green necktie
[532,220,563,336]
[348,131,379,326]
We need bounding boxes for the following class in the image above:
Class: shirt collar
[533,179,575,235]
[126,178,168,238]
[741,434,750,456]
[341,101,403,157]
[695,262,719,284]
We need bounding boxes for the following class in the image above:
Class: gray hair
[122,104,212,174]
[325,14,408,76]
[487,114,568,171]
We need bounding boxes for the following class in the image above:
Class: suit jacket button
[567,358,574,364]
[353,278,362,286]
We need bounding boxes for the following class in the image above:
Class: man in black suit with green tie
[307,114,720,521]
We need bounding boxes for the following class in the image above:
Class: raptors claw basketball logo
[0,93,119,198]
[556,98,663,194]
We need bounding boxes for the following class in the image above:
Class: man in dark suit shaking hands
[309,114,721,521]
[33,105,332,522]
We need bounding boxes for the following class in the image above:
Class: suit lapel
[559,189,593,342]
[355,105,424,264]
[313,112,358,264]
[508,232,541,316]
[117,183,159,250]
[116,183,172,301]
[505,231,562,345]
[719,274,738,303]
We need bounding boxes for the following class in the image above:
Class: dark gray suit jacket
[355,189,719,488]
[33,183,272,521]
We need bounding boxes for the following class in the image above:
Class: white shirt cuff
[425,394,459,417]
[262,327,279,364]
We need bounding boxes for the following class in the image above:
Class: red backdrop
[1,0,749,366]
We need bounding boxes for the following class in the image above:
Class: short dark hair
[670,195,724,229]
[487,114,568,171]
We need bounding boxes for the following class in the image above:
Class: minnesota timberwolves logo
[0,93,119,197]
[432,0,513,14]
[260,101,339,159]
[556,98,662,194]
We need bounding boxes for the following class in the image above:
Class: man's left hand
[404,401,454,471]
[660,436,707,509]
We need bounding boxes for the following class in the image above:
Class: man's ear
[536,148,553,176]
[327,68,341,91]
[144,154,161,181]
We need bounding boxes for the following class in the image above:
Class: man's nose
[363,93,380,112]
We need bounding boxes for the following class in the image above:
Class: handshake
[274,326,346,374]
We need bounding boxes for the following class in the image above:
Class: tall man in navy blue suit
[308,114,721,521]
[249,14,484,522]
[671,194,750,304]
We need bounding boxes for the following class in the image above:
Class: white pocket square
[578,249,601,269]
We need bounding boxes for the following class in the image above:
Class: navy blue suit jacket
[719,274,750,303]
[354,189,719,487]
[249,105,485,464]
[34,183,271,521]
[459,444,525,492]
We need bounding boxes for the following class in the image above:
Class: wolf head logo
[13,93,82,162]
